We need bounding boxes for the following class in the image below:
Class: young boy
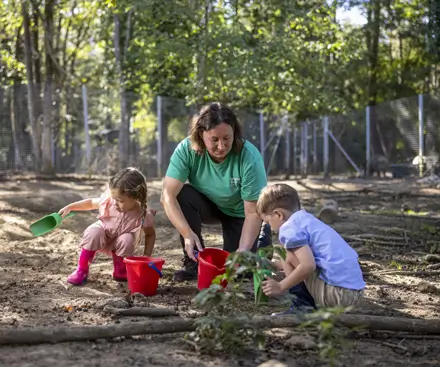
[256,183,365,316]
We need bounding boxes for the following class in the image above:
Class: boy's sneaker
[271,283,317,317]
[174,256,198,282]
[271,304,316,318]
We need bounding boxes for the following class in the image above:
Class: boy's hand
[262,276,283,296]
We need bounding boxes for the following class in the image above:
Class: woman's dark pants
[174,184,273,282]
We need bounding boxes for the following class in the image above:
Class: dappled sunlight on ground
[0,176,439,366]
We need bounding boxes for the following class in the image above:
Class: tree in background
[0,0,438,173]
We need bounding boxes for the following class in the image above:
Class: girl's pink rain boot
[112,252,127,281]
[67,248,96,286]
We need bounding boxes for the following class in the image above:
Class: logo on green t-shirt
[230,177,241,187]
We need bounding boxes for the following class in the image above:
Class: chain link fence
[372,95,419,164]
[0,84,159,176]
[328,109,365,176]
[0,85,437,179]
[424,92,440,163]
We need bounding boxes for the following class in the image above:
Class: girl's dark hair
[109,167,148,218]
[189,102,244,155]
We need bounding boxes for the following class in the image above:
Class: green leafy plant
[186,245,350,363]
[186,247,280,354]
[298,306,352,366]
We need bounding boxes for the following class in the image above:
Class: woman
[161,102,272,282]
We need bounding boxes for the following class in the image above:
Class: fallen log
[103,306,179,317]
[426,264,440,270]
[356,234,406,241]
[317,199,338,224]
[1,313,440,345]
[343,235,409,247]
[366,332,440,340]
[424,254,440,263]
[363,270,440,277]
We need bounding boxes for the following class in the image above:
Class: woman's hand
[58,205,72,218]
[183,231,203,262]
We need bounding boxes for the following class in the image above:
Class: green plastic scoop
[30,212,76,237]
[253,269,272,306]
[253,249,273,305]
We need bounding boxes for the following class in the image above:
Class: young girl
[59,167,157,286]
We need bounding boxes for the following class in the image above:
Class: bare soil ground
[0,175,440,367]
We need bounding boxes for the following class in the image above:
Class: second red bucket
[197,248,230,290]
[123,256,165,296]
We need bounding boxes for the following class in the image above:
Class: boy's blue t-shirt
[279,210,366,291]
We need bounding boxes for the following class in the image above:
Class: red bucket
[123,256,165,296]
[197,248,230,290]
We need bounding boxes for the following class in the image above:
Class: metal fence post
[418,94,424,177]
[323,116,329,179]
[259,111,265,164]
[157,95,163,177]
[300,122,305,177]
[366,106,371,177]
[82,84,91,169]
[313,121,317,173]
[284,114,291,174]
[293,127,297,175]
[302,122,308,177]
[51,129,55,168]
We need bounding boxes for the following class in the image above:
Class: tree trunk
[196,0,211,104]
[398,32,403,86]
[317,199,339,224]
[114,12,129,170]
[31,1,43,128]
[2,313,440,346]
[366,0,383,157]
[10,24,25,170]
[41,0,56,173]
[10,86,23,170]
[21,0,41,170]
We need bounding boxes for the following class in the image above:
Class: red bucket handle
[148,262,163,278]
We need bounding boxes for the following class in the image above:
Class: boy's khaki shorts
[304,270,364,308]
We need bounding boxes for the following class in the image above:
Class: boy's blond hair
[256,183,301,215]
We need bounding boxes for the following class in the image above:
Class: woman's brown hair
[189,102,244,155]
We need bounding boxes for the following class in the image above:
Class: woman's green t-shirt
[165,138,267,218]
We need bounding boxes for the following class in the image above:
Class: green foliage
[299,307,352,366]
[187,247,280,354]
[1,0,440,171]
[131,85,157,144]
[186,299,264,354]
[187,246,350,363]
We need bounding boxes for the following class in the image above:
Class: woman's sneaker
[174,256,198,282]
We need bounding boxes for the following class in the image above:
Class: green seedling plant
[187,245,350,364]
[187,246,284,354]
[298,306,352,367]
[389,259,403,270]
